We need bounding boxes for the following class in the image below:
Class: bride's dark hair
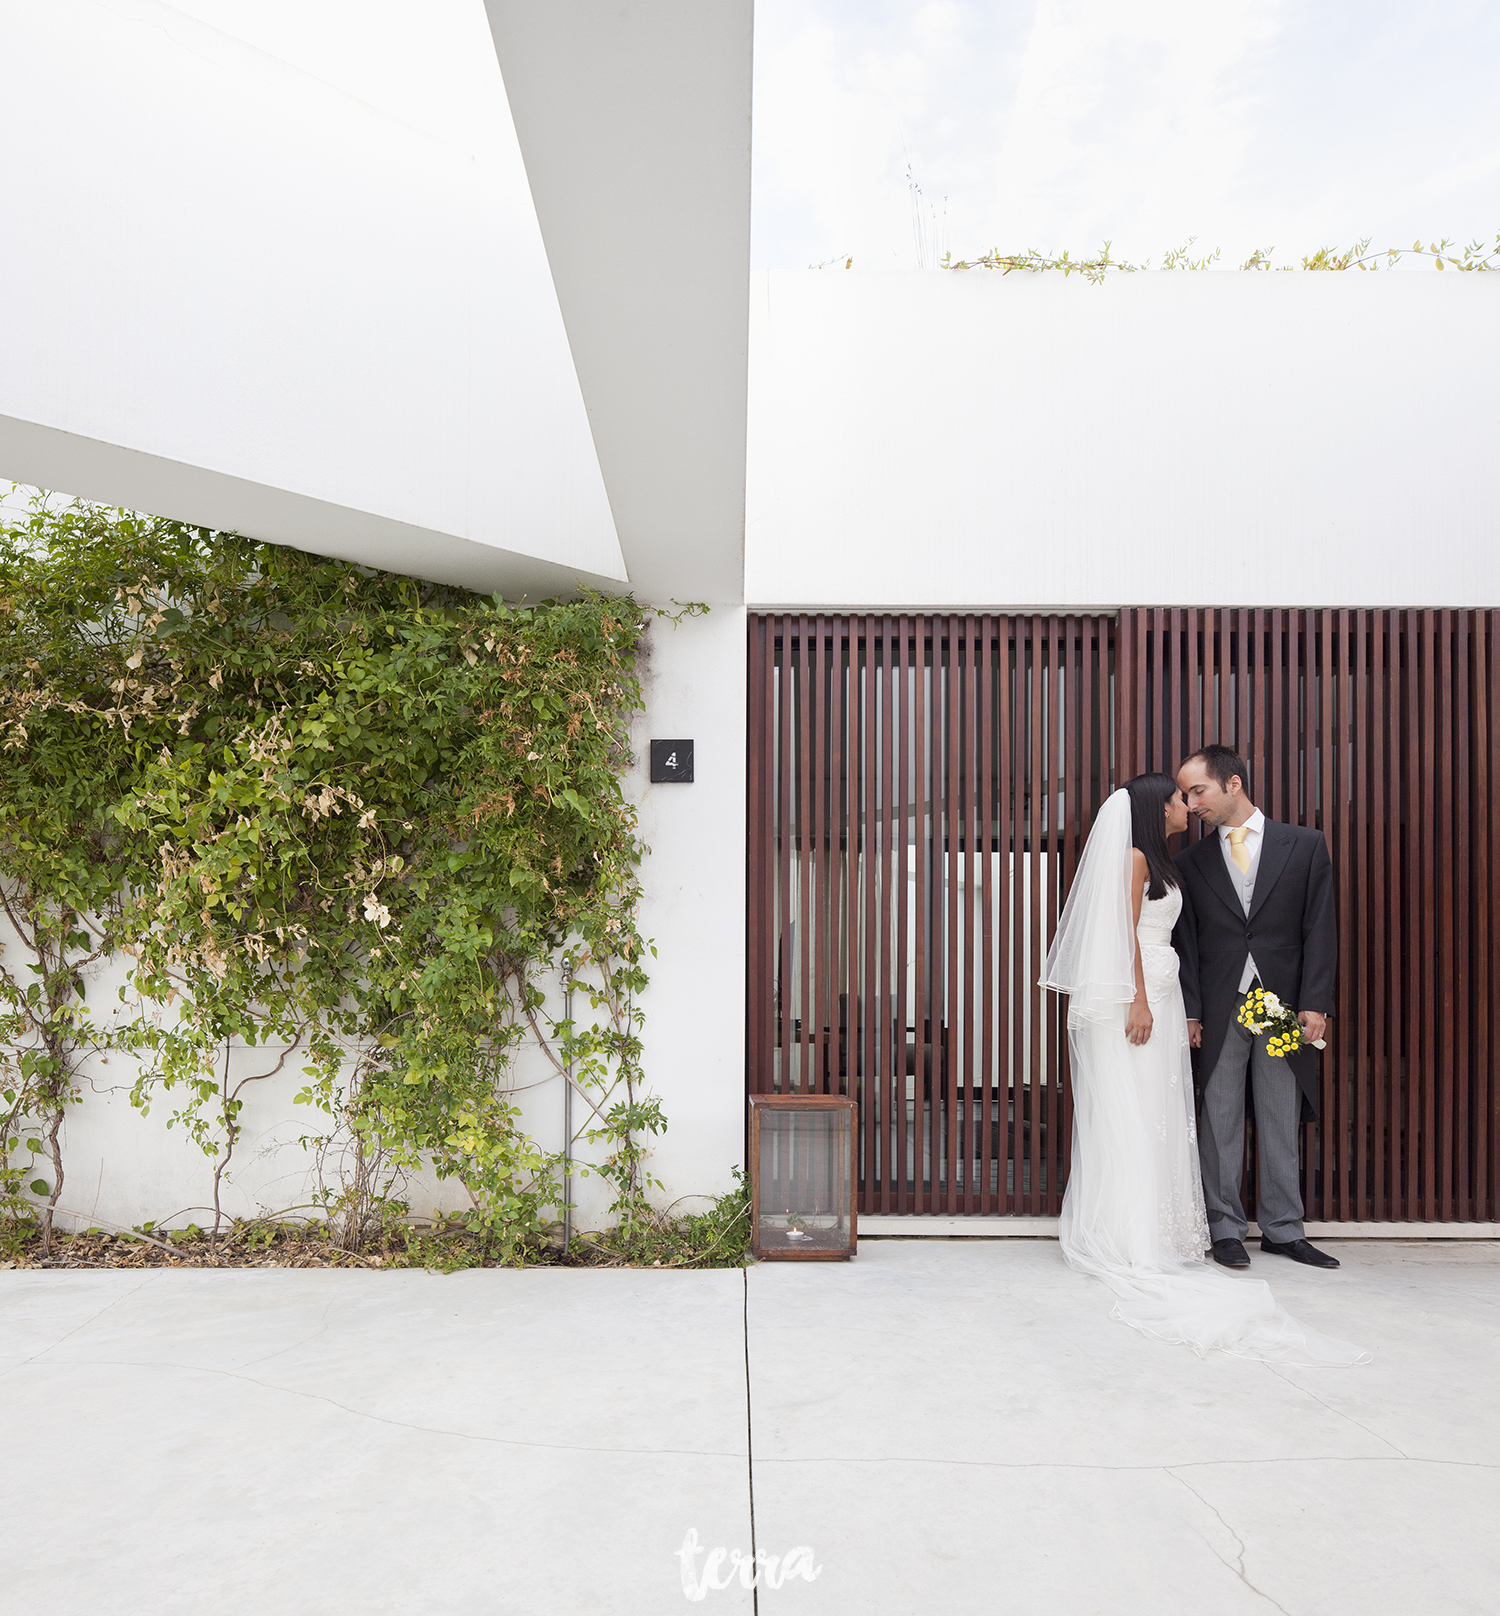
[1123,772,1180,900]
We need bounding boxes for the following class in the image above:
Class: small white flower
[1261,991,1285,1017]
[358,809,377,829]
[362,892,392,929]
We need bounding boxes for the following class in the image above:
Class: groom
[1171,745,1340,1271]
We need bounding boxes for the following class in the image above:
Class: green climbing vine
[0,493,674,1260]
[941,233,1500,280]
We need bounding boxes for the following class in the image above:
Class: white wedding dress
[1044,790,1371,1365]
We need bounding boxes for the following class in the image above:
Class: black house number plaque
[650,739,694,782]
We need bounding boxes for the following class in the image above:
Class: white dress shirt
[1219,808,1266,994]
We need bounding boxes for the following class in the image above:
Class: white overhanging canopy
[0,0,753,606]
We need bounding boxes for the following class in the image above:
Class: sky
[750,0,1500,270]
[152,2,1500,274]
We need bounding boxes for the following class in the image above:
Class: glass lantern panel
[757,1107,852,1253]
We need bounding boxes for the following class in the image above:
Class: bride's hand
[1125,997,1153,1045]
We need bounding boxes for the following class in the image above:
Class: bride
[1042,777,1369,1365]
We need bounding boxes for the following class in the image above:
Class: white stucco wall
[746,268,1500,610]
[2,606,746,1236]
[624,605,749,1213]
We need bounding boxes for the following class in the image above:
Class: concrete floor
[1,1242,1495,1615]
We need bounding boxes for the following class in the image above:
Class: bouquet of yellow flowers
[1236,986,1327,1057]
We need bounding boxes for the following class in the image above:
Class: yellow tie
[1227,826,1251,875]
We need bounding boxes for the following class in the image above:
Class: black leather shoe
[1211,1238,1251,1269]
[1260,1236,1340,1269]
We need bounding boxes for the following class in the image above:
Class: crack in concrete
[2,1356,749,1463]
[749,1451,1499,1473]
[234,1298,336,1371]
[1168,1468,1292,1616]
[1264,1362,1411,1459]
[0,1277,152,1385]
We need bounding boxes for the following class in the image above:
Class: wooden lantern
[748,1094,857,1260]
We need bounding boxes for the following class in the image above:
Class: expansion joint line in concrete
[742,1268,759,1616]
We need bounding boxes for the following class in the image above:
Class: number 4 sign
[649,739,694,782]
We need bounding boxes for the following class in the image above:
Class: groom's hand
[1299,1011,1327,1045]
[1186,1019,1202,1048]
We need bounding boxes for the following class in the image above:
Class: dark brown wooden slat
[1370,611,1388,1218]
[1352,610,1370,1219]
[1219,608,1233,753]
[1058,618,1081,1208]
[1133,608,1149,781]
[1335,609,1354,1221]
[1474,614,1493,1219]
[846,616,859,1102]
[793,614,811,1092]
[977,619,995,1213]
[895,617,912,1212]
[1170,607,1184,779]
[1388,610,1405,1216]
[1436,611,1455,1219]
[777,617,794,1093]
[804,617,822,1098]
[811,620,831,1100]
[943,617,956,1215]
[746,617,764,1095]
[1248,608,1265,816]
[1317,608,1336,1223]
[913,616,930,1211]
[1428,610,1454,1215]
[760,614,777,1093]
[1028,616,1045,1214]
[997,616,1016,1212]
[1421,610,1438,1220]
[1301,609,1321,1218]
[1403,611,1421,1219]
[1118,610,1134,780]
[1012,618,1027,1213]
[825,616,839,1100]
[1488,612,1500,1219]
[1042,616,1058,1210]
[1053,616,1072,1210]
[834,615,850,1103]
[1489,612,1500,1219]
[762,614,777,1095]
[877,618,894,1212]
[1189,609,1204,814]
[805,621,826,1202]
[862,616,879,1194]
[1067,614,1102,1184]
[961,617,978,1213]
[1267,611,1282,823]
[1455,613,1472,1221]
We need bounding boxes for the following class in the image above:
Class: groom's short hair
[1185,744,1250,795]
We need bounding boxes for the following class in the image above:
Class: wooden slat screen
[746,615,1114,1215]
[1117,609,1499,1224]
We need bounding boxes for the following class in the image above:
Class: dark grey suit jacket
[1170,820,1337,1120]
